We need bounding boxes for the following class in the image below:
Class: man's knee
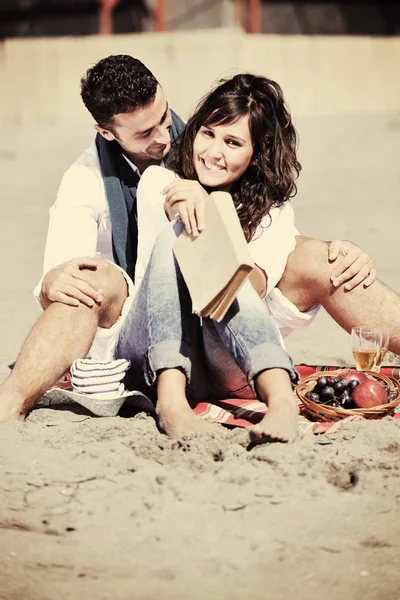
[285,238,331,286]
[82,259,128,327]
[82,260,126,297]
[278,238,331,311]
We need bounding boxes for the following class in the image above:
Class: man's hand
[329,240,376,290]
[163,179,209,237]
[40,258,104,308]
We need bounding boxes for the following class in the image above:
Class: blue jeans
[115,221,298,400]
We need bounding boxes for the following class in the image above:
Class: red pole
[154,0,167,32]
[236,0,248,32]
[248,0,261,34]
[98,0,120,35]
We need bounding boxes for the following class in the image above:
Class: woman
[117,73,395,443]
[116,74,314,444]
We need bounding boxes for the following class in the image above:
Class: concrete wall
[1,28,399,126]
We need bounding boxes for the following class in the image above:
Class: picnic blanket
[43,363,400,434]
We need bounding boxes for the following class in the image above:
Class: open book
[173,191,255,322]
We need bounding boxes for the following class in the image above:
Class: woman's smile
[200,157,227,172]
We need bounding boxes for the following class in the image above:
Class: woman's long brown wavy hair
[171,74,301,242]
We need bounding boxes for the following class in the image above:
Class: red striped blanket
[190,365,400,434]
[52,364,400,434]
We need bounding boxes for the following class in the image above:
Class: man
[0,55,185,421]
[0,55,396,424]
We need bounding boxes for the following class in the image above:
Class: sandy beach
[0,114,399,599]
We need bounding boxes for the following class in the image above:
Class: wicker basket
[295,370,400,422]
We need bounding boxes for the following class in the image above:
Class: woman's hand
[40,257,103,308]
[163,179,209,237]
[249,265,268,299]
[328,240,376,290]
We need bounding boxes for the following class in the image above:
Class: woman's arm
[163,179,209,237]
[248,266,268,299]
[249,203,297,297]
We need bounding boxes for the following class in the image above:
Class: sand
[0,114,400,599]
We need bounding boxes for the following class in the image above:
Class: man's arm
[327,239,376,290]
[39,257,103,308]
[249,202,377,299]
[35,162,106,308]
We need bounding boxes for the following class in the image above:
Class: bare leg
[279,238,400,354]
[156,369,213,438]
[248,369,299,445]
[0,261,127,422]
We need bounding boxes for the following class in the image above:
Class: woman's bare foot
[249,368,299,445]
[156,368,214,438]
[249,395,299,445]
[156,400,213,438]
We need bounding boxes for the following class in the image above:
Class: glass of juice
[351,326,383,371]
[371,326,390,372]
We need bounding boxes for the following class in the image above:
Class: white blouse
[136,165,299,296]
[34,152,298,304]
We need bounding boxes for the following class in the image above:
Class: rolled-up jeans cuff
[144,340,192,387]
[248,343,299,389]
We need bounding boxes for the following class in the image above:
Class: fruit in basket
[338,390,354,409]
[352,380,389,408]
[305,391,320,402]
[313,376,329,393]
[303,371,397,412]
[340,369,368,384]
[347,379,360,392]
[319,386,335,404]
[333,379,348,396]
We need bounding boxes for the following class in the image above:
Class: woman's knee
[152,221,182,256]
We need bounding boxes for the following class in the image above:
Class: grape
[347,379,360,392]
[320,386,335,403]
[388,391,398,402]
[314,376,328,393]
[325,397,339,407]
[333,379,348,396]
[306,390,321,402]
[339,391,354,409]
[327,376,339,386]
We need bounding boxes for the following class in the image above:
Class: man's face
[96,86,172,167]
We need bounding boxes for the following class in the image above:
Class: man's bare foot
[156,400,213,438]
[0,391,26,423]
[249,395,299,445]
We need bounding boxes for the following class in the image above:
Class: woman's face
[192,115,253,191]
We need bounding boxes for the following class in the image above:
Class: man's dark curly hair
[171,73,301,242]
[80,55,159,131]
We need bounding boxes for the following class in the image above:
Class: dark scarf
[95,109,185,282]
